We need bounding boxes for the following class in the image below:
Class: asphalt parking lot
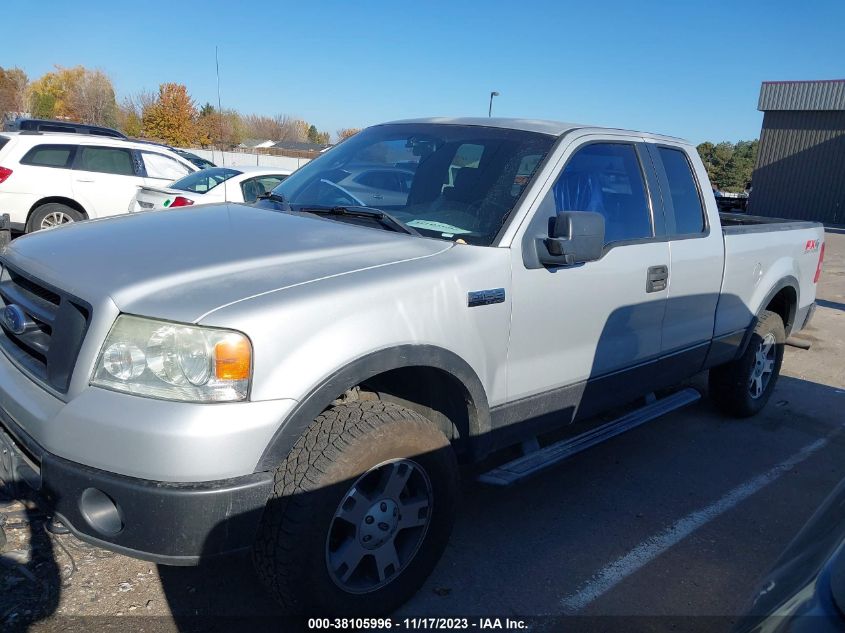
[1,230,844,632]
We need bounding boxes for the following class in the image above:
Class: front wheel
[253,401,458,615]
[709,309,785,417]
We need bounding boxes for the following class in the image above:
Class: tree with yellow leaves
[0,66,29,119]
[336,128,362,142]
[27,66,116,126]
[141,83,197,147]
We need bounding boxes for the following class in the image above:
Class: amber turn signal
[214,335,251,381]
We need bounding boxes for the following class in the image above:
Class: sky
[1,0,843,144]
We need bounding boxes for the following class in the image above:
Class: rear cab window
[657,146,706,235]
[20,144,77,168]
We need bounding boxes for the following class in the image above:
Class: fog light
[79,488,123,536]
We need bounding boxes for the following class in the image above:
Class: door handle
[75,179,94,183]
[372,194,384,200]
[646,265,668,293]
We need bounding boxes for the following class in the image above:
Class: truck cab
[0,118,825,615]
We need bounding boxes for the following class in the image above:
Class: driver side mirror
[537,211,605,266]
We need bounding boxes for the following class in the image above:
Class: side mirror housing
[537,211,605,266]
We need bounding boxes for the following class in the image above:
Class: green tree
[696,140,758,192]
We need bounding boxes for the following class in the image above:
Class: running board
[478,388,701,486]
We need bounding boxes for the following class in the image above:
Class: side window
[356,170,405,192]
[255,175,286,191]
[552,143,652,244]
[75,146,135,176]
[142,152,192,180]
[241,177,269,203]
[20,144,76,168]
[240,176,288,203]
[658,147,705,235]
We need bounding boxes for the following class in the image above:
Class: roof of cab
[381,117,689,145]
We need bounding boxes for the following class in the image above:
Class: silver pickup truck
[0,118,825,614]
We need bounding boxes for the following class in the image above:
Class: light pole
[488,91,500,117]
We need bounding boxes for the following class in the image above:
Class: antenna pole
[215,45,227,200]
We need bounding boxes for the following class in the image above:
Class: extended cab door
[504,135,670,433]
[72,144,144,218]
[644,143,725,361]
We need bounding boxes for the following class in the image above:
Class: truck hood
[3,204,452,323]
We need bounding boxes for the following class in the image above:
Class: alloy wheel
[749,332,777,399]
[40,211,74,229]
[326,458,433,593]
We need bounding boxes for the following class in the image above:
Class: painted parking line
[560,434,834,613]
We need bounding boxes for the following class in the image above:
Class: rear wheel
[709,310,785,417]
[253,401,458,615]
[27,203,83,232]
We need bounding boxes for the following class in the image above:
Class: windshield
[171,167,241,193]
[265,124,555,245]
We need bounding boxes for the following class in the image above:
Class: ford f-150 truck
[0,118,825,614]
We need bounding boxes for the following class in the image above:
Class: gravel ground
[1,230,843,632]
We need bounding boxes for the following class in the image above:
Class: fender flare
[253,345,491,472]
[737,275,800,359]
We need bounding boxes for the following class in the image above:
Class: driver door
[504,136,669,432]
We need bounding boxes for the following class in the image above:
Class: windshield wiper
[297,205,419,236]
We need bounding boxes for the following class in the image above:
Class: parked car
[172,149,215,170]
[323,165,416,207]
[130,166,292,210]
[0,118,824,615]
[131,139,216,170]
[0,131,197,231]
[3,117,126,139]
[713,186,750,212]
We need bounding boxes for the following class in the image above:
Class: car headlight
[91,315,251,402]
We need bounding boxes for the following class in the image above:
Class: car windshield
[265,123,555,245]
[170,167,241,193]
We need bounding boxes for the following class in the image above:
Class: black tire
[253,401,458,615]
[709,310,785,417]
[26,203,83,233]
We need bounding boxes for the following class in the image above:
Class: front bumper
[0,413,273,565]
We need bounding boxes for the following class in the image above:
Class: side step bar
[478,388,701,486]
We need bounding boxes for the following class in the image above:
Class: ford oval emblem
[2,304,28,335]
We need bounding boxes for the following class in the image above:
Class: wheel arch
[28,197,89,225]
[737,276,799,358]
[253,345,491,473]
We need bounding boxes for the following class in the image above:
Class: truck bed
[716,212,825,339]
[719,212,822,235]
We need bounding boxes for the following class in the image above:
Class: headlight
[91,315,251,402]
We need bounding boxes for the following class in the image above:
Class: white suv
[0,132,197,232]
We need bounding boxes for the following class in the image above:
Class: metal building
[748,79,845,224]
